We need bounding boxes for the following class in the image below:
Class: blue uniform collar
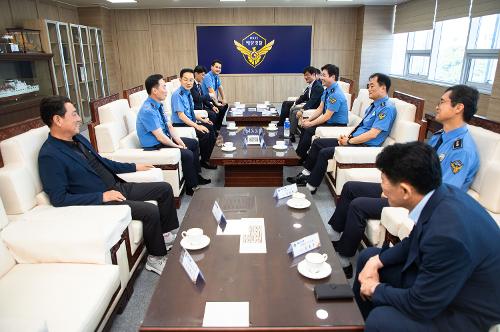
[146,96,162,110]
[327,81,338,93]
[180,86,191,95]
[442,125,468,141]
[209,71,218,78]
[372,95,389,107]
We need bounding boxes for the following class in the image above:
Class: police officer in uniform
[136,74,208,196]
[201,60,228,131]
[329,84,480,279]
[288,73,397,195]
[171,68,217,171]
[295,64,349,160]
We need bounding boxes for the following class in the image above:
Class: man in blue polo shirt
[136,74,210,196]
[289,73,397,195]
[201,59,228,130]
[329,84,480,279]
[171,68,217,170]
[295,64,349,160]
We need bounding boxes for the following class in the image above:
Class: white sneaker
[146,255,167,275]
[163,232,177,251]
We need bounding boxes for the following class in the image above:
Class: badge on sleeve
[378,112,386,120]
[453,138,463,149]
[328,97,337,104]
[450,160,463,174]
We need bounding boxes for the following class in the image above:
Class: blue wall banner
[196,26,312,74]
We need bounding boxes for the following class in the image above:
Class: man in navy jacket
[353,141,500,331]
[38,96,178,275]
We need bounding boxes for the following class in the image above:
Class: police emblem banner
[196,26,312,74]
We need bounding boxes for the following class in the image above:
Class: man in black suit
[192,65,220,131]
[278,66,323,142]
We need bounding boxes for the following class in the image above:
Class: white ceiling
[55,0,406,9]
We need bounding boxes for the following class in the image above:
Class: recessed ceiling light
[107,0,137,3]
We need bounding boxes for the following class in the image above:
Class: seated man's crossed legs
[278,100,295,126]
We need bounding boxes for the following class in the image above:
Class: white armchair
[88,94,198,203]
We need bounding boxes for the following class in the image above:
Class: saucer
[297,260,332,279]
[286,198,311,209]
[227,126,238,131]
[221,146,237,152]
[273,144,288,150]
[266,126,278,131]
[180,235,210,250]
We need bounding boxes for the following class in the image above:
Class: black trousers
[303,138,339,187]
[328,181,388,257]
[106,181,179,257]
[173,123,215,163]
[295,123,345,159]
[156,137,200,189]
[214,104,228,131]
[278,100,295,126]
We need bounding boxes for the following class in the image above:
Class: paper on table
[216,219,245,235]
[202,302,249,327]
[239,218,266,254]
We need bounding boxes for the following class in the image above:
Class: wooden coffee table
[210,127,300,187]
[226,104,280,127]
[140,187,364,331]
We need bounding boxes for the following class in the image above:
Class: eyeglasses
[437,99,451,106]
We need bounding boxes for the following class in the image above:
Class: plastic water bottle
[284,118,290,138]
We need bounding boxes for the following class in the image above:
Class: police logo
[329,97,337,104]
[453,138,463,149]
[378,112,386,120]
[234,32,275,68]
[439,153,445,162]
[450,160,463,174]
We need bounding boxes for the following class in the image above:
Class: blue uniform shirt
[428,125,479,191]
[136,97,171,148]
[351,95,397,146]
[322,82,348,125]
[201,71,221,97]
[171,86,195,124]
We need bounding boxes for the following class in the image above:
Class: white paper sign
[273,183,298,199]
[203,302,249,327]
[212,201,227,231]
[287,232,321,258]
[216,219,245,235]
[179,248,205,284]
[246,135,260,145]
[239,218,267,254]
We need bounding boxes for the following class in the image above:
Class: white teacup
[234,101,241,106]
[264,101,271,106]
[305,252,328,273]
[182,227,204,246]
[223,142,234,149]
[292,192,306,200]
[227,122,237,129]
[276,140,286,147]
[268,123,277,129]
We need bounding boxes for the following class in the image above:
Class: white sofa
[380,122,500,245]
[0,126,153,330]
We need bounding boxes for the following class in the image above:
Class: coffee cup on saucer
[234,101,240,106]
[223,142,234,149]
[264,101,271,106]
[181,228,204,246]
[227,122,237,129]
[268,123,277,130]
[305,252,328,274]
[292,192,306,200]
[276,140,286,147]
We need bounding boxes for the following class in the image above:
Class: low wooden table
[210,127,300,187]
[140,187,364,331]
[226,104,280,127]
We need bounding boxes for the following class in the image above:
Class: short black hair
[303,66,317,75]
[445,85,479,123]
[145,74,164,95]
[315,68,321,75]
[321,64,339,81]
[40,96,73,127]
[194,65,207,74]
[376,141,442,195]
[211,59,222,67]
[369,73,392,93]
[180,68,194,78]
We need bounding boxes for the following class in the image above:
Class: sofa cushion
[119,131,141,149]
[338,81,350,94]
[365,219,382,246]
[124,112,137,134]
[0,263,120,332]
[389,98,416,122]
[385,120,420,146]
[0,126,49,194]
[467,125,500,194]
[128,90,148,109]
[0,166,37,215]
[95,122,122,153]
[476,162,500,213]
[380,207,410,236]
[97,99,130,139]
[0,198,7,231]
[0,240,15,280]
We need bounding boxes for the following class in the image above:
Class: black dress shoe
[201,161,217,169]
[295,174,309,186]
[197,175,211,185]
[186,187,194,196]
[286,172,304,184]
[343,263,353,279]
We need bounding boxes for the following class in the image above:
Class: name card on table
[273,183,298,200]
[248,107,257,112]
[212,201,227,231]
[203,302,249,327]
[287,232,321,258]
[246,135,261,145]
[240,218,267,254]
[180,248,205,285]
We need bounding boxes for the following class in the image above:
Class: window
[390,13,500,93]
